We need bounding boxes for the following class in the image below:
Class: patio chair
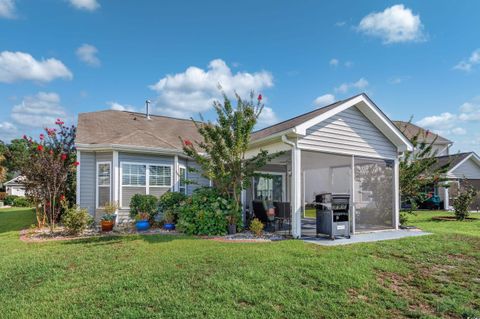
[273,202,291,233]
[251,200,275,231]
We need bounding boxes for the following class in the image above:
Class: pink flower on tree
[61,154,67,161]
[74,161,80,166]
[257,94,262,102]
[55,118,64,125]
[183,139,193,147]
[39,133,44,140]
[37,145,43,151]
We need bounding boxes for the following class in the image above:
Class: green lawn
[0,208,479,318]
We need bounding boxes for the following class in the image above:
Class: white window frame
[119,161,173,209]
[149,165,173,188]
[96,161,112,209]
[252,171,286,202]
[179,164,187,194]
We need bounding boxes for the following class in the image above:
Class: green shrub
[249,218,264,237]
[129,194,159,220]
[453,185,477,221]
[4,195,19,206]
[177,187,238,236]
[61,207,92,234]
[159,191,187,222]
[12,197,31,207]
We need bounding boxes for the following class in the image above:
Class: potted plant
[163,210,175,230]
[135,212,150,231]
[227,214,237,235]
[101,201,118,232]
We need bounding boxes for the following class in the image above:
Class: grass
[0,208,479,318]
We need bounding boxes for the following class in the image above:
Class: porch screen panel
[354,157,394,231]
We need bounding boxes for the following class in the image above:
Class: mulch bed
[206,231,286,243]
[19,226,181,243]
[431,216,477,221]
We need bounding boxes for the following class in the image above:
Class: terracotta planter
[101,220,114,232]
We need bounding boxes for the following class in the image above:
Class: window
[97,162,111,208]
[150,165,172,187]
[253,172,285,202]
[122,164,146,186]
[179,165,187,194]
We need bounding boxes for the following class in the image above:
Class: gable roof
[393,121,452,144]
[4,175,25,186]
[76,110,203,151]
[251,93,413,152]
[430,152,475,174]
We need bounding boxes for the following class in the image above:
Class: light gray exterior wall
[79,151,96,215]
[297,106,398,159]
[450,157,480,179]
[186,159,210,195]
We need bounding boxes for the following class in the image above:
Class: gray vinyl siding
[121,186,146,208]
[450,157,480,179]
[297,106,397,159]
[186,160,210,195]
[79,151,96,215]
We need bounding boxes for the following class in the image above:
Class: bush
[61,207,92,234]
[129,194,158,220]
[0,192,6,200]
[159,191,187,222]
[177,187,237,236]
[249,218,264,237]
[453,185,477,221]
[13,197,31,207]
[4,195,19,206]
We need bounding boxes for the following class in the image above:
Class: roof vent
[145,99,151,119]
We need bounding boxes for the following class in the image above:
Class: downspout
[281,134,295,147]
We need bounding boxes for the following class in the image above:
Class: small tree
[397,121,452,223]
[452,182,477,221]
[19,119,77,231]
[181,92,280,227]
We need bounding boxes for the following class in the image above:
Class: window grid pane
[149,165,171,187]
[98,164,110,186]
[122,164,146,186]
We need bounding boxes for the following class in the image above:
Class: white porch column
[291,146,302,238]
[112,151,119,221]
[444,186,450,210]
[76,150,81,206]
[394,158,400,229]
[351,155,355,234]
[173,155,179,192]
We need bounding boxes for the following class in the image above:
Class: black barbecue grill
[315,193,351,240]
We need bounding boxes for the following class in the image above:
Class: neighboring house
[4,176,26,197]
[394,121,480,211]
[76,93,413,238]
[433,152,480,211]
[393,121,453,156]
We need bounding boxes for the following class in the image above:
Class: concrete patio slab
[302,229,431,246]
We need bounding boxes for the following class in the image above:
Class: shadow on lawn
[60,232,194,246]
[0,208,35,234]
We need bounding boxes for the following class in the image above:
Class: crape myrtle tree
[181,91,280,228]
[20,119,77,231]
[397,121,451,222]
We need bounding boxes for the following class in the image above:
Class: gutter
[281,134,296,148]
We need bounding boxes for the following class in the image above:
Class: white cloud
[329,58,339,66]
[314,94,336,107]
[11,92,66,128]
[451,127,467,135]
[335,21,346,27]
[0,51,73,83]
[453,49,480,72]
[334,78,369,94]
[416,112,457,129]
[0,0,16,19]
[69,0,99,11]
[0,121,16,133]
[149,59,274,118]
[108,101,136,112]
[358,4,425,44]
[257,106,279,127]
[76,44,100,67]
[344,61,353,67]
[458,97,480,121]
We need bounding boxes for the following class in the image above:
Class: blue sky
[1,0,479,153]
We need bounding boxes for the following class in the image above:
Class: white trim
[76,150,81,206]
[291,144,302,238]
[119,161,173,209]
[96,161,112,209]
[173,155,179,192]
[294,94,413,152]
[351,155,356,234]
[394,158,400,230]
[252,171,287,202]
[297,144,397,161]
[112,151,119,222]
[447,153,480,175]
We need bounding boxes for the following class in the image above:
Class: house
[76,93,413,238]
[4,176,26,197]
[433,152,480,211]
[394,121,480,211]
[393,121,453,156]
